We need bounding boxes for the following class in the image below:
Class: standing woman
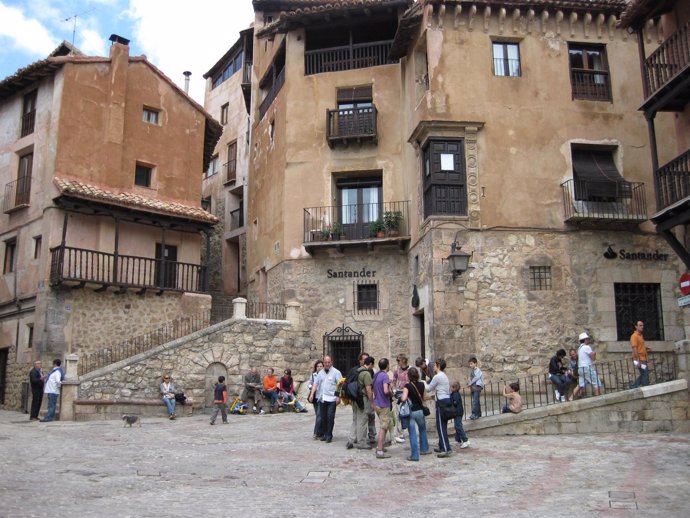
[308,360,324,438]
[160,374,177,420]
[400,367,431,461]
[427,358,452,457]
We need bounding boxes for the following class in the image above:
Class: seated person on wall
[160,374,177,420]
[262,368,280,413]
[566,348,581,401]
[278,368,308,413]
[501,382,522,414]
[242,367,263,414]
[548,349,570,403]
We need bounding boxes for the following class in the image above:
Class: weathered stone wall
[466,380,689,436]
[0,346,31,411]
[43,288,211,357]
[77,317,315,407]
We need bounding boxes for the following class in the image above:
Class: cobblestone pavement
[1,407,689,518]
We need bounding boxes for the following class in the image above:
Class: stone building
[245,0,688,381]
[0,38,221,407]
[620,0,690,271]
[202,29,254,311]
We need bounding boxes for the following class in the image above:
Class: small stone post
[674,340,690,394]
[60,354,80,421]
[285,301,301,328]
[233,297,247,320]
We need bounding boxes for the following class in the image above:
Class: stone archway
[205,362,228,409]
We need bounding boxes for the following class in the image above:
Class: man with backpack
[346,355,375,450]
[346,353,376,449]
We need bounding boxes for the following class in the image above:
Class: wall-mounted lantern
[446,240,473,279]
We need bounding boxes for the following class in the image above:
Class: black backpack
[345,366,364,408]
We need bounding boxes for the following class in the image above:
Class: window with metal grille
[354,280,379,314]
[614,283,664,341]
[568,43,611,101]
[530,266,552,290]
[21,90,37,137]
[492,42,521,77]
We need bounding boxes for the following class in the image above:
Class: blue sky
[0,0,255,102]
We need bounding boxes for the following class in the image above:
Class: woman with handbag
[426,358,453,457]
[399,367,431,461]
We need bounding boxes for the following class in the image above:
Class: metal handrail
[3,176,31,213]
[561,179,647,221]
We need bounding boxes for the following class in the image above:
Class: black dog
[121,414,141,428]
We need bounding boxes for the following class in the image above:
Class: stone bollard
[233,297,247,320]
[674,340,690,394]
[60,354,80,421]
[285,301,300,328]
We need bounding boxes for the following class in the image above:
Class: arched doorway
[323,324,363,373]
[205,362,228,409]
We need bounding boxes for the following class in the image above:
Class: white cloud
[0,2,59,55]
[79,28,107,55]
[126,0,255,103]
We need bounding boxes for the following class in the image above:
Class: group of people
[28,359,64,422]
[306,353,484,461]
[240,366,309,415]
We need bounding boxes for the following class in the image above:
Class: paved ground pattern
[0,407,689,517]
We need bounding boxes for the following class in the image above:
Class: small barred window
[354,280,378,314]
[530,266,552,291]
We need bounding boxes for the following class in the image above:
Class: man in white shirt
[309,356,342,443]
[577,333,601,396]
[40,359,64,422]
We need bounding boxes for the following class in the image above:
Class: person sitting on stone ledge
[278,368,308,413]
[548,349,570,402]
[242,367,263,414]
[262,368,280,413]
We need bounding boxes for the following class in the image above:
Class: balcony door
[155,243,178,289]
[337,176,381,240]
[336,86,373,137]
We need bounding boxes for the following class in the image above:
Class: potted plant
[331,222,344,240]
[368,219,386,238]
[320,225,332,241]
[383,210,403,236]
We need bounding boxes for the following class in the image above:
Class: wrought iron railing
[326,106,377,146]
[305,40,396,75]
[570,69,612,101]
[655,149,690,210]
[303,200,410,243]
[49,245,207,293]
[561,179,647,221]
[3,176,31,212]
[259,67,285,119]
[493,58,521,77]
[457,353,677,420]
[246,301,287,320]
[643,21,690,98]
[21,110,36,137]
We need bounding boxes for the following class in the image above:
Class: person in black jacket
[29,360,44,421]
[548,349,569,402]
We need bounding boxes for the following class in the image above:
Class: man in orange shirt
[262,368,280,413]
[629,320,650,388]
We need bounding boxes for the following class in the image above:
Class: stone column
[233,297,247,320]
[60,354,80,421]
[285,302,301,328]
[674,340,690,393]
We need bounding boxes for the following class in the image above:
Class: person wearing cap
[577,332,601,396]
[629,321,650,388]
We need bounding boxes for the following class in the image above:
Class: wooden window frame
[135,163,153,187]
[492,42,521,77]
[4,238,17,274]
[568,43,611,102]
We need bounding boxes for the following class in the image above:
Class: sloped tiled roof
[54,177,219,224]
[255,0,412,38]
[619,0,676,29]
[423,0,628,12]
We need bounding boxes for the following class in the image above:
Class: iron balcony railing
[50,245,208,293]
[259,67,285,119]
[456,353,677,420]
[326,106,377,147]
[305,40,396,76]
[246,301,287,320]
[570,69,612,101]
[303,200,409,243]
[655,149,690,210]
[224,161,236,183]
[561,179,647,221]
[493,58,521,77]
[3,176,31,213]
[643,21,690,99]
[229,208,244,230]
[21,110,36,137]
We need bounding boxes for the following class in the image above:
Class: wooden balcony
[561,179,647,223]
[259,67,285,120]
[49,245,208,294]
[655,149,690,210]
[3,176,31,213]
[305,40,397,76]
[570,70,611,102]
[326,106,377,148]
[303,200,410,254]
[241,61,252,113]
[641,21,690,115]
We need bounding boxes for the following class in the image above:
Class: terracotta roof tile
[54,177,219,224]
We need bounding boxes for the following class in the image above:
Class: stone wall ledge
[464,379,688,435]
[72,398,201,421]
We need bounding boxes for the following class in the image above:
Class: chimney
[108,34,130,60]
[183,71,192,94]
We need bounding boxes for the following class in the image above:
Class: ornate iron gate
[323,324,363,373]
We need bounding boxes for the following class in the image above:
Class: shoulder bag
[411,382,431,417]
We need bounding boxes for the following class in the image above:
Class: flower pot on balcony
[376,230,385,238]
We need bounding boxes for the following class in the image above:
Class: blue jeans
[162,396,176,416]
[407,409,429,460]
[313,401,323,436]
[631,363,650,388]
[454,414,468,442]
[43,393,58,421]
[280,392,305,411]
[263,389,279,408]
[471,389,482,417]
[319,400,337,439]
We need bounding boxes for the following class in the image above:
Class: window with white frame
[142,107,160,125]
[492,42,521,77]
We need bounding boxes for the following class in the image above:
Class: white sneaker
[394,436,405,444]
[460,441,470,449]
[561,395,567,402]
[554,390,561,401]
[259,409,265,415]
